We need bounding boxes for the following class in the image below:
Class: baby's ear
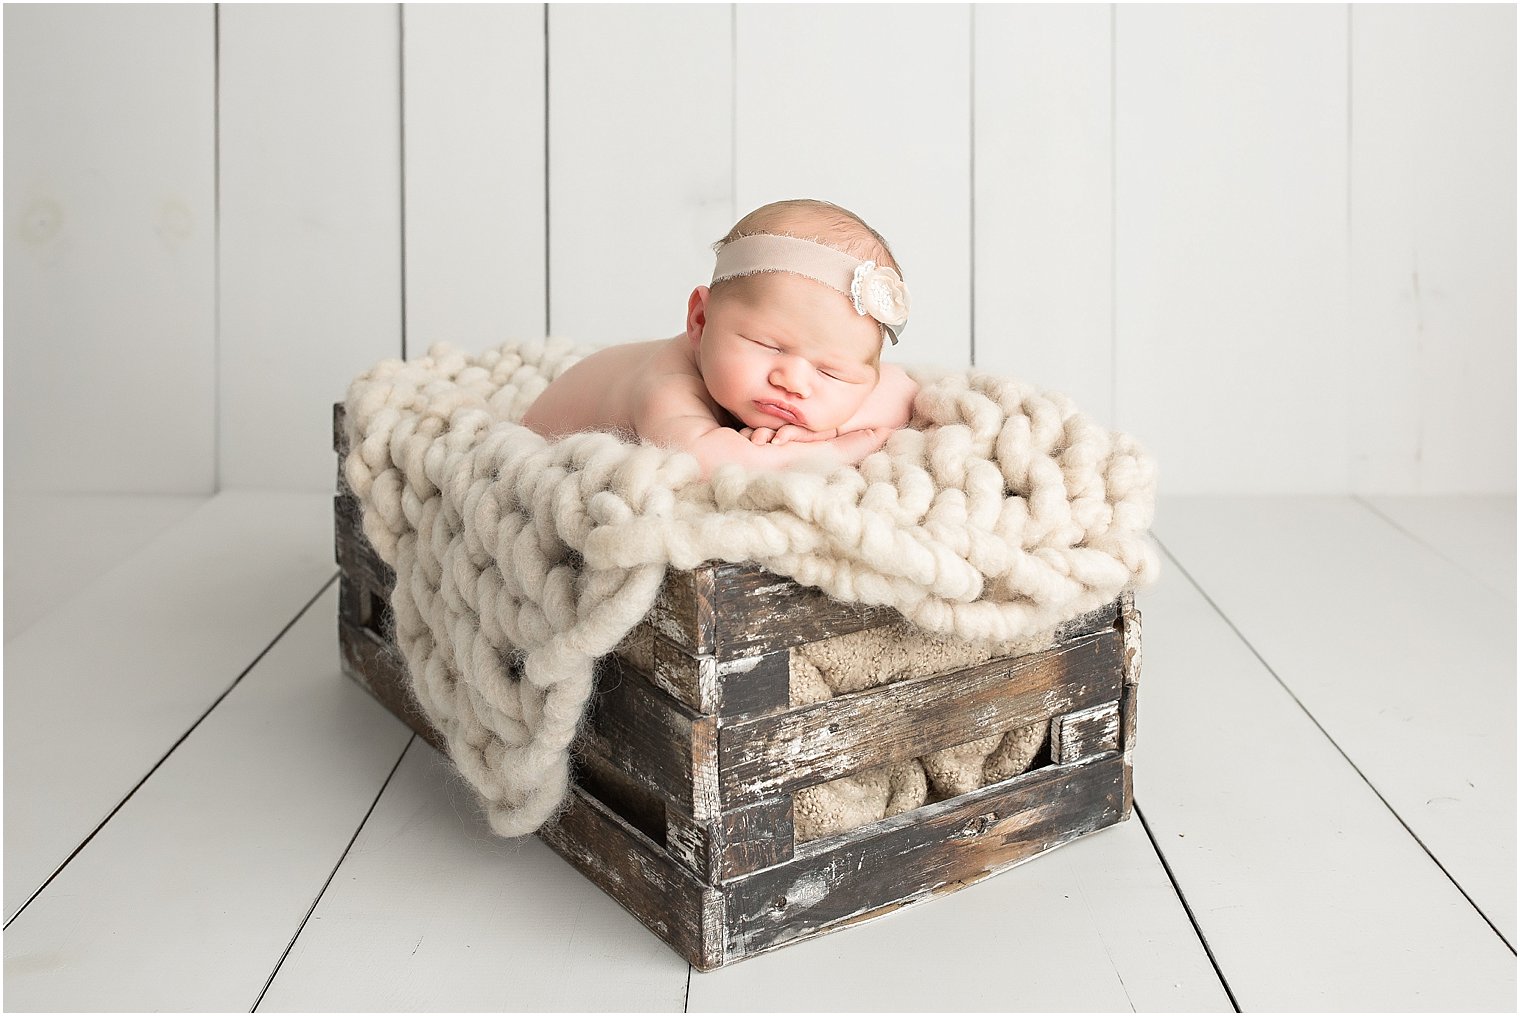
[685,286,710,346]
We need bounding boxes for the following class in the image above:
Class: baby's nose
[770,360,809,396]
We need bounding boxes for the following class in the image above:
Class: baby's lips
[756,400,806,427]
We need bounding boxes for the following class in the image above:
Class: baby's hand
[740,425,834,446]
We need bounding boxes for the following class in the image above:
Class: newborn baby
[522,199,920,477]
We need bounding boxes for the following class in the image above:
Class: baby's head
[685,199,909,434]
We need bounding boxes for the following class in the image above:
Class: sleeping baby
[521,199,920,477]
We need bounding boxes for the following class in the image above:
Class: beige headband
[711,233,910,343]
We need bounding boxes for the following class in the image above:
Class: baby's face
[689,273,881,433]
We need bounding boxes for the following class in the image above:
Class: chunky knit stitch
[341,339,1160,837]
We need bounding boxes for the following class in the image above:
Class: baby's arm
[838,363,919,434]
[635,384,888,478]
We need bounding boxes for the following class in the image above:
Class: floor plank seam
[2,572,339,932]
[1152,535,1518,956]
[1349,494,1514,602]
[1133,800,1241,1013]
[251,733,417,1013]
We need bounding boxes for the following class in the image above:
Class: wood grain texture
[586,655,701,813]
[666,796,796,885]
[1118,589,1142,818]
[722,754,1126,964]
[710,564,900,658]
[718,631,1123,805]
[1051,701,1121,765]
[537,783,722,970]
[686,811,1228,1010]
[648,565,717,656]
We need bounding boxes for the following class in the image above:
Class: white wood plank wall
[2,4,1512,497]
[217,4,403,491]
[548,4,733,346]
[3,4,216,493]
[402,4,546,356]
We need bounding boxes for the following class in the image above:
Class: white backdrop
[4,3,1514,496]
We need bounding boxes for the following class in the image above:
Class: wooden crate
[332,404,1142,970]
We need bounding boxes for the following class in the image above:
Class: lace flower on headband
[851,262,910,338]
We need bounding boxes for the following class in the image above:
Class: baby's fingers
[772,425,806,445]
[749,428,777,445]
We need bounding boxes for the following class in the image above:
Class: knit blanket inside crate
[341,339,1160,837]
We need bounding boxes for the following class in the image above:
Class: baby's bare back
[521,336,711,439]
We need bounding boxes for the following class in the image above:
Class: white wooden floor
[3,490,1515,1012]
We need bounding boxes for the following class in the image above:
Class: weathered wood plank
[1050,702,1121,765]
[718,631,1124,805]
[710,563,901,658]
[714,647,791,717]
[666,796,796,885]
[338,607,441,756]
[572,727,669,849]
[334,494,395,592]
[1118,589,1142,819]
[586,657,701,814]
[648,566,718,655]
[537,783,723,970]
[723,753,1127,963]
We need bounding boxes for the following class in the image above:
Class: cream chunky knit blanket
[341,339,1160,838]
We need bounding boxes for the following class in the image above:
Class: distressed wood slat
[636,628,791,719]
[709,563,902,658]
[536,784,723,971]
[648,567,718,655]
[1050,702,1121,765]
[572,727,669,849]
[339,603,439,756]
[1118,589,1142,818]
[334,494,395,592]
[586,657,702,815]
[714,646,791,717]
[665,796,796,885]
[722,753,1127,963]
[718,631,1124,806]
